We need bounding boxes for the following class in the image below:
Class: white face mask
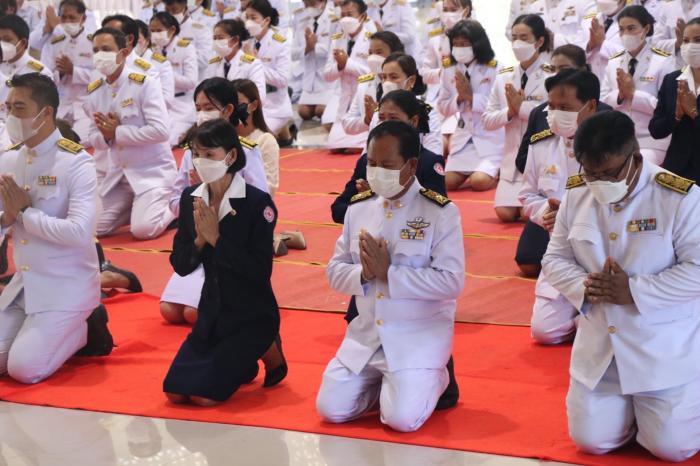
[192,152,233,184]
[339,16,360,35]
[135,40,149,56]
[6,108,47,144]
[440,11,463,30]
[546,108,582,139]
[196,109,220,126]
[150,30,170,48]
[0,41,17,62]
[452,45,474,64]
[585,158,635,205]
[381,80,402,94]
[212,38,234,57]
[366,162,408,199]
[621,32,644,53]
[173,11,185,23]
[366,53,384,74]
[62,22,82,36]
[596,0,619,16]
[245,19,264,37]
[187,0,197,10]
[306,6,322,17]
[512,39,537,63]
[681,43,700,68]
[93,51,120,76]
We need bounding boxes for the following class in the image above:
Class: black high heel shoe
[263,335,288,388]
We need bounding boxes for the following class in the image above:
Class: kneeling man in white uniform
[0,73,109,384]
[317,121,465,432]
[542,110,700,462]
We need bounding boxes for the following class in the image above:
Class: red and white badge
[263,206,275,223]
[434,163,445,176]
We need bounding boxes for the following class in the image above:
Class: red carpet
[0,293,688,466]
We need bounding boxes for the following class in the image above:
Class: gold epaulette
[419,188,450,207]
[652,47,671,57]
[566,174,586,189]
[530,128,554,144]
[498,66,514,74]
[292,6,303,14]
[28,60,44,72]
[395,0,406,5]
[272,32,286,43]
[365,31,373,38]
[192,22,204,29]
[57,138,83,154]
[583,12,596,19]
[151,52,166,63]
[427,16,440,24]
[87,33,93,41]
[202,8,215,16]
[5,141,23,151]
[241,53,256,63]
[442,56,453,68]
[487,59,498,68]
[331,32,343,40]
[50,34,66,44]
[223,6,235,13]
[610,50,625,60]
[177,38,192,47]
[350,190,375,204]
[87,78,103,93]
[142,0,151,7]
[209,55,222,64]
[239,136,257,149]
[655,172,694,194]
[128,72,146,84]
[134,58,151,70]
[357,73,374,83]
[541,63,554,73]
[330,15,339,22]
[428,27,443,38]
[5,79,11,87]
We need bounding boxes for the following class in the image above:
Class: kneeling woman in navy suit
[163,119,280,406]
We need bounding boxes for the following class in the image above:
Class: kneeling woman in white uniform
[317,120,465,432]
[437,19,504,191]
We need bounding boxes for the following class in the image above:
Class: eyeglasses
[579,152,634,183]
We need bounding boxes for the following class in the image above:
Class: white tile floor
[0,401,575,466]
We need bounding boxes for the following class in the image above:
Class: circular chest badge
[434,162,445,176]
[263,206,275,223]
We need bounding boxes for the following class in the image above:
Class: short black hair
[379,89,431,134]
[574,111,637,166]
[0,0,17,16]
[102,14,138,48]
[545,68,600,103]
[215,18,250,42]
[341,0,367,14]
[194,77,249,126]
[370,31,404,53]
[367,120,420,161]
[512,14,552,53]
[190,119,247,175]
[618,5,655,37]
[151,11,180,36]
[134,19,150,41]
[92,27,127,49]
[552,44,588,70]
[163,0,186,5]
[59,0,86,15]
[448,19,495,65]
[246,0,279,26]
[10,73,59,118]
[688,17,700,28]
[0,14,29,41]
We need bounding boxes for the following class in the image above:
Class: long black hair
[215,18,251,44]
[194,78,249,127]
[379,89,431,135]
[448,19,495,65]
[376,52,427,102]
[190,119,247,175]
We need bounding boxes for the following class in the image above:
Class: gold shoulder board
[357,73,374,83]
[331,32,343,40]
[583,12,596,19]
[203,8,215,16]
[28,61,44,72]
[209,55,222,64]
[541,63,554,73]
[272,32,286,43]
[177,39,192,47]
[652,47,671,58]
[5,141,23,151]
[395,0,406,5]
[498,66,514,75]
[419,188,450,207]
[134,58,151,70]
[87,78,103,93]
[223,6,235,12]
[87,33,93,41]
[128,73,146,84]
[428,27,443,38]
[241,53,256,63]
[655,172,694,194]
[530,128,554,144]
[442,57,453,68]
[610,50,625,60]
[427,17,440,24]
[330,15,339,22]
[57,138,83,154]
[151,52,166,63]
[239,136,257,149]
[566,174,586,189]
[487,59,498,68]
[365,31,373,38]
[350,190,375,204]
[50,34,66,44]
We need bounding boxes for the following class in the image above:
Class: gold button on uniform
[376,292,384,299]
[20,239,27,245]
[608,326,617,334]
[613,205,622,212]
[23,185,30,191]
[376,319,383,326]
[609,233,618,240]
[20,266,29,272]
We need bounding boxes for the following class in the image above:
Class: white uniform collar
[12,52,30,69]
[191,172,246,221]
[521,52,548,76]
[677,66,700,97]
[25,128,62,157]
[379,175,421,202]
[626,39,650,60]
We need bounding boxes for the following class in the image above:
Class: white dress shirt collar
[191,172,246,221]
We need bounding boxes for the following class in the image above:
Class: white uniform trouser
[531,274,578,345]
[0,292,92,384]
[97,176,175,240]
[568,359,700,463]
[316,348,448,433]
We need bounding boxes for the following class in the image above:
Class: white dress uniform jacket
[326,181,465,374]
[0,52,53,80]
[178,15,213,78]
[652,0,700,55]
[542,160,700,395]
[581,9,625,78]
[159,36,198,146]
[420,27,450,103]
[291,5,335,105]
[600,42,676,165]
[506,0,590,46]
[17,3,40,32]
[253,28,294,134]
[484,53,554,207]
[30,14,97,54]
[438,57,504,176]
[366,0,418,56]
[203,48,267,104]
[0,130,100,315]
[127,49,175,104]
[189,6,219,29]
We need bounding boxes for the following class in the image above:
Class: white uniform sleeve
[257,133,279,196]
[518,144,548,226]
[437,65,459,117]
[262,41,290,90]
[114,77,170,146]
[327,211,367,297]
[158,60,176,101]
[482,75,509,131]
[248,60,268,105]
[342,83,371,135]
[173,45,199,92]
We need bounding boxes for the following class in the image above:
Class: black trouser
[515,220,550,265]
